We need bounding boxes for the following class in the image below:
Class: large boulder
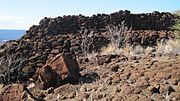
[37,52,81,89]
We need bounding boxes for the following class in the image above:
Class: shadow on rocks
[79,72,100,83]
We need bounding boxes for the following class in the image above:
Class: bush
[156,39,180,55]
[100,22,130,55]
[172,10,180,40]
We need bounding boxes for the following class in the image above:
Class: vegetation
[156,39,180,55]
[101,20,180,57]
[171,9,180,40]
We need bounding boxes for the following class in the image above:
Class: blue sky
[0,0,179,29]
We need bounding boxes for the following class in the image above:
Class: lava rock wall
[0,10,177,84]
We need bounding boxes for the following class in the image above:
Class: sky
[0,0,179,30]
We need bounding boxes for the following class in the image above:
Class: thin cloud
[0,15,39,29]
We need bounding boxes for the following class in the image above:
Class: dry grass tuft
[120,45,133,56]
[100,39,180,57]
[100,43,143,56]
[100,43,119,55]
[156,39,180,55]
[144,46,155,55]
[0,84,4,92]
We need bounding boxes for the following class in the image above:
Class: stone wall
[0,10,177,84]
[25,10,176,36]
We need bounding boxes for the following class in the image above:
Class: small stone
[51,49,60,54]
[81,93,90,99]
[120,84,134,95]
[95,94,103,100]
[130,56,136,60]
[135,79,149,89]
[155,72,171,81]
[125,94,139,101]
[151,93,164,100]
[80,86,87,92]
[22,66,35,74]
[68,91,76,99]
[171,92,180,101]
[144,71,156,78]
[129,72,143,83]
[120,72,130,80]
[112,77,120,84]
[134,88,142,94]
[138,95,151,101]
[147,86,160,94]
[105,77,112,85]
[110,64,119,72]
[159,84,175,94]
[112,96,123,101]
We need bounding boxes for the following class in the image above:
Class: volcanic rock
[37,52,81,89]
[0,10,179,101]
[0,84,26,101]
[0,10,177,84]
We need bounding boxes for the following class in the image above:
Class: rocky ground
[0,10,179,101]
[1,49,180,101]
[42,51,180,101]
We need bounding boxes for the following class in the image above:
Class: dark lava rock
[0,10,177,85]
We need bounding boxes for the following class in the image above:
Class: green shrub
[172,10,180,40]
